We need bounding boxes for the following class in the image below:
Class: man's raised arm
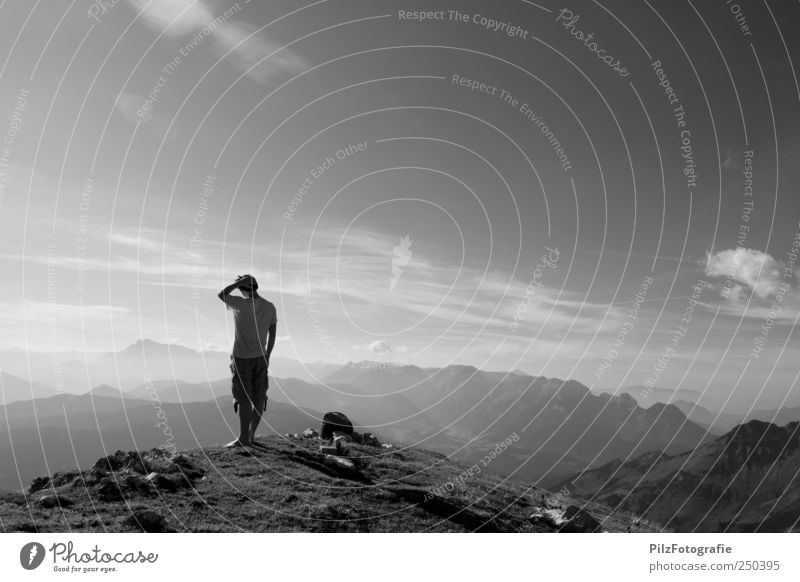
[218,275,254,302]
[217,280,241,302]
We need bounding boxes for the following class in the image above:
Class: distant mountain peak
[612,392,638,408]
[103,339,200,358]
[644,401,689,422]
[88,384,122,397]
[721,419,800,450]
[125,338,164,349]
[431,364,483,380]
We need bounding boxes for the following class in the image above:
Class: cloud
[0,302,130,324]
[5,218,658,366]
[702,247,800,323]
[704,248,785,301]
[108,232,165,252]
[126,0,309,84]
[126,0,211,35]
[722,148,742,170]
[114,92,151,123]
[211,19,310,84]
[352,340,408,355]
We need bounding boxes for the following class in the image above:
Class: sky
[0,0,799,412]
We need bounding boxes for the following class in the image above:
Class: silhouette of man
[218,274,277,447]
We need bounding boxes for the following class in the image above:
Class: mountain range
[0,371,55,404]
[559,420,800,532]
[593,384,704,408]
[322,363,716,483]
[0,346,719,489]
[0,340,341,394]
[3,338,800,532]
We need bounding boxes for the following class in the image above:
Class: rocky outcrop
[29,449,204,502]
[528,505,602,532]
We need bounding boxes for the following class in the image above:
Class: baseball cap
[236,274,258,290]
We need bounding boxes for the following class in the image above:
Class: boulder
[28,476,51,494]
[94,450,129,472]
[361,432,381,447]
[126,458,148,474]
[145,472,182,492]
[96,478,125,502]
[68,476,86,489]
[88,466,108,484]
[148,459,178,474]
[38,494,75,509]
[51,470,82,488]
[124,474,150,492]
[125,509,169,533]
[320,411,353,440]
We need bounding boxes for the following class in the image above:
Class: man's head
[236,274,259,297]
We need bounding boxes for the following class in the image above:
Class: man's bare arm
[218,280,244,302]
[266,322,277,363]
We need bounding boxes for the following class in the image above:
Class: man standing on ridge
[218,274,277,447]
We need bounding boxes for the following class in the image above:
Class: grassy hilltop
[0,435,659,533]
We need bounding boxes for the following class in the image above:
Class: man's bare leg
[226,398,253,447]
[249,394,267,442]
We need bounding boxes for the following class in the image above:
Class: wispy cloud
[108,232,165,253]
[125,0,309,83]
[126,0,210,34]
[211,18,309,84]
[1,219,677,368]
[0,301,130,324]
[352,340,408,355]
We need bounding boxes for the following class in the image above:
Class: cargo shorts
[230,355,268,410]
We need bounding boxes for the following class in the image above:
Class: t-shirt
[222,295,277,358]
